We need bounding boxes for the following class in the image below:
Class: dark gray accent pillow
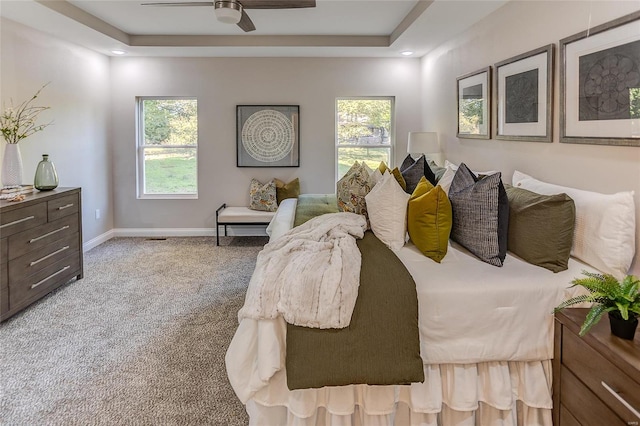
[400,155,437,194]
[449,163,509,267]
[504,184,575,272]
[400,154,415,171]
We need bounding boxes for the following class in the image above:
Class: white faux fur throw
[238,212,367,329]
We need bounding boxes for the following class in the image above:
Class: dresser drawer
[47,193,79,222]
[560,366,622,425]
[563,328,640,420]
[0,203,47,238]
[8,234,80,282]
[1,238,7,314]
[7,215,79,261]
[9,252,80,309]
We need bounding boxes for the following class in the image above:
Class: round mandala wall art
[237,105,300,167]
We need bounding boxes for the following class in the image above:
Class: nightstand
[553,308,640,425]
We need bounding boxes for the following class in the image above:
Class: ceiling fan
[141,0,316,32]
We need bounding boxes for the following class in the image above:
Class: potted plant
[0,83,51,186]
[554,271,640,340]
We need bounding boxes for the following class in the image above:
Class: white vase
[1,144,24,187]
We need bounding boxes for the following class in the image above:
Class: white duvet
[228,199,593,406]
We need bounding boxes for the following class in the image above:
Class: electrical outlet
[95,209,101,220]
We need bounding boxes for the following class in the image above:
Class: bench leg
[216,225,219,246]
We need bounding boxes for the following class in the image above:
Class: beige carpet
[0,236,267,425]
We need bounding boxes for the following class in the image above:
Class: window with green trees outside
[336,97,394,180]
[137,97,198,198]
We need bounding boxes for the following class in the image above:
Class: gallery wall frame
[237,105,300,167]
[494,44,554,142]
[457,66,491,139]
[560,10,640,147]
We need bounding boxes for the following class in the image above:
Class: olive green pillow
[275,178,300,205]
[407,177,452,263]
[391,167,407,192]
[505,184,576,272]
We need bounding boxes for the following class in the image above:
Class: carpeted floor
[0,236,267,425]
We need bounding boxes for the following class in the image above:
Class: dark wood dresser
[0,188,83,321]
[554,308,640,425]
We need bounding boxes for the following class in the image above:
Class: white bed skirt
[244,360,552,426]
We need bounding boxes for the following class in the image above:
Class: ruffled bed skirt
[245,360,553,426]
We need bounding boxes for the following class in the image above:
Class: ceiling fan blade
[240,0,315,9]
[237,9,256,32]
[141,2,214,6]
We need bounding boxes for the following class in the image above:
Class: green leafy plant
[554,271,640,336]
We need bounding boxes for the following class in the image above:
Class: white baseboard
[83,229,116,252]
[82,226,268,251]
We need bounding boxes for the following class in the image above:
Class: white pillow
[512,170,636,278]
[438,161,498,195]
[365,171,410,251]
[370,168,383,185]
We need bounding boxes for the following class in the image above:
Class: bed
[226,167,636,426]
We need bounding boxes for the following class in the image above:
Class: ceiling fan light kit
[142,0,315,32]
[215,1,242,24]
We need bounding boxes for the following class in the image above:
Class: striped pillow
[449,163,509,267]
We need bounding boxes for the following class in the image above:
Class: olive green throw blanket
[294,194,339,226]
[286,230,424,389]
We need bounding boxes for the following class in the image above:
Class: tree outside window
[137,98,198,198]
[336,97,394,180]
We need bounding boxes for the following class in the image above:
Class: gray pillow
[449,163,509,267]
[400,155,437,190]
[428,160,446,183]
[504,184,575,272]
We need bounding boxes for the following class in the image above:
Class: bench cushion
[218,207,275,223]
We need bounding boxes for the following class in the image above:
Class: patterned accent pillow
[249,178,278,212]
[449,163,509,267]
[337,162,373,218]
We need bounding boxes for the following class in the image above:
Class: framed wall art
[560,11,640,146]
[494,44,554,142]
[457,67,491,139]
[237,105,300,167]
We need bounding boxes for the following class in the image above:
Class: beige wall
[1,19,113,248]
[420,1,640,275]
[110,57,422,230]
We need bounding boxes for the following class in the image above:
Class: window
[136,97,198,199]
[336,97,394,180]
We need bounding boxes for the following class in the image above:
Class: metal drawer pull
[29,225,70,243]
[57,203,74,210]
[31,265,71,289]
[0,215,35,229]
[601,381,640,419]
[29,246,70,266]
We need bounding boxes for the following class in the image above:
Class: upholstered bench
[215,204,276,246]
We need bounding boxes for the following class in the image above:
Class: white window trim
[136,96,198,200]
[335,96,395,181]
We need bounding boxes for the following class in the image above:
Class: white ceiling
[0,0,509,57]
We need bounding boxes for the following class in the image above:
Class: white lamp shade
[407,132,443,166]
[215,4,242,24]
[407,132,439,154]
